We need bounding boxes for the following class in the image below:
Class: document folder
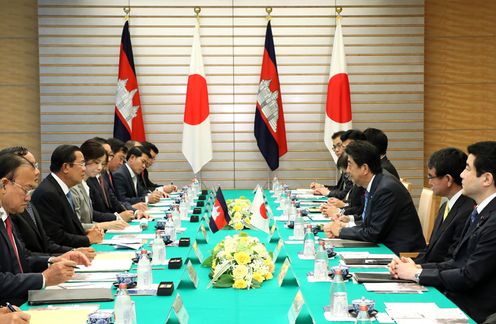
[28,288,114,305]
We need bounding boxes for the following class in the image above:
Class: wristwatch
[414,269,422,283]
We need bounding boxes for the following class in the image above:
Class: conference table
[23,189,474,323]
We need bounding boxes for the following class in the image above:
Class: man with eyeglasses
[0,147,96,260]
[414,148,474,264]
[0,153,90,306]
[31,145,104,248]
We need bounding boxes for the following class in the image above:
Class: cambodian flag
[209,187,231,233]
[254,21,287,171]
[113,21,146,142]
[182,21,213,174]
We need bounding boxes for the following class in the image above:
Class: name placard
[192,240,205,264]
[277,257,291,287]
[165,293,189,324]
[199,224,209,243]
[267,223,278,243]
[272,238,284,264]
[288,290,305,324]
[186,260,199,289]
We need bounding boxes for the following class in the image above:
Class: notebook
[28,288,114,305]
[323,239,379,248]
[354,272,415,283]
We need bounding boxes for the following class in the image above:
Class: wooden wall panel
[424,0,496,182]
[37,0,424,199]
[0,0,40,160]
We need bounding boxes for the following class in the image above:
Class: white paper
[47,282,113,290]
[365,283,427,293]
[76,258,133,273]
[68,272,119,282]
[107,225,142,234]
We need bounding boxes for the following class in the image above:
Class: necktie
[66,191,75,211]
[26,203,37,227]
[98,176,110,208]
[4,216,24,273]
[107,172,114,189]
[443,203,450,221]
[470,208,479,224]
[361,190,369,222]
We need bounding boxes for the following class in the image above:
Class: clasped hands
[388,256,422,281]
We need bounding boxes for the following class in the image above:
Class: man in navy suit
[324,140,426,255]
[0,153,89,306]
[415,148,474,264]
[390,141,496,323]
[113,147,161,205]
[31,145,103,248]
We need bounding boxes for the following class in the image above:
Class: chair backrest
[417,187,440,243]
[400,178,413,193]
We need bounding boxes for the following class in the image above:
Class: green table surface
[23,189,474,323]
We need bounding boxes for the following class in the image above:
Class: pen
[5,302,16,312]
[48,261,80,269]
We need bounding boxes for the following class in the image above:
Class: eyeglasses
[69,161,86,167]
[9,180,34,196]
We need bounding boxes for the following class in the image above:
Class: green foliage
[213,274,234,288]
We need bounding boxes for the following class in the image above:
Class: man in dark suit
[364,128,400,179]
[313,130,365,199]
[415,148,474,264]
[324,140,426,255]
[105,138,148,212]
[31,145,103,248]
[113,147,161,205]
[0,146,95,258]
[140,141,176,194]
[0,153,87,306]
[390,141,496,323]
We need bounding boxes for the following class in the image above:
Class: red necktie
[98,176,110,208]
[108,172,114,188]
[5,216,24,273]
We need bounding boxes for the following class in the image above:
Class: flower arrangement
[226,197,252,230]
[202,232,275,289]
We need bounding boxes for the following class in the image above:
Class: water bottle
[272,176,279,191]
[330,267,348,317]
[293,210,305,239]
[165,215,176,243]
[192,176,200,195]
[137,250,152,288]
[172,205,181,229]
[303,224,316,257]
[288,200,297,222]
[179,196,189,220]
[114,283,132,324]
[314,241,329,280]
[151,230,166,265]
[355,303,372,323]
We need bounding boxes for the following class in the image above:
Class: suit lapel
[427,202,446,246]
[454,198,496,257]
[363,174,382,225]
[123,165,138,196]
[0,220,23,273]
[48,175,86,233]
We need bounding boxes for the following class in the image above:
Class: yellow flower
[233,211,242,219]
[265,272,273,280]
[234,251,251,265]
[234,222,244,230]
[253,272,264,283]
[245,217,251,225]
[232,265,248,279]
[233,205,241,212]
[239,236,249,244]
[233,279,248,289]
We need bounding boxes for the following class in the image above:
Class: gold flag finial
[123,7,130,21]
[266,7,272,21]
[336,7,343,21]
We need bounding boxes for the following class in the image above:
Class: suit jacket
[70,183,94,231]
[113,164,148,205]
[339,173,426,255]
[0,218,48,306]
[420,197,496,323]
[415,194,474,264]
[325,171,353,200]
[11,203,72,255]
[142,168,161,191]
[87,176,126,214]
[381,155,400,179]
[342,185,366,217]
[102,171,134,211]
[31,174,90,248]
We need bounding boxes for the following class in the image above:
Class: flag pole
[264,6,273,191]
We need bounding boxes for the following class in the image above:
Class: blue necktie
[66,191,75,211]
[361,190,369,222]
[470,208,479,224]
